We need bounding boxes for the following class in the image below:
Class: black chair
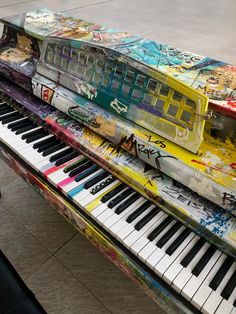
[0,250,47,314]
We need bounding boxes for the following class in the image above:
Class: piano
[0,9,235,314]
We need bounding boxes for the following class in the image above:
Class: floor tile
[0,158,18,189]
[26,256,111,314]
[0,203,51,280]
[56,234,165,314]
[0,175,77,253]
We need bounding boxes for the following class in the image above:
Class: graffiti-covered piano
[0,9,235,314]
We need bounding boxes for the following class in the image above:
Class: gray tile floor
[0,0,236,313]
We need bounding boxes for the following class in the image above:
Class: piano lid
[0,9,235,118]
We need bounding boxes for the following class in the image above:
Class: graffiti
[74,80,97,100]
[137,144,176,170]
[41,85,54,104]
[222,192,236,208]
[68,106,101,128]
[145,135,166,148]
[110,98,128,114]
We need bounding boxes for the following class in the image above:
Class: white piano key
[163,235,200,285]
[128,212,167,255]
[153,226,192,276]
[145,220,180,269]
[215,285,236,314]
[181,249,221,301]
[202,262,236,314]
[172,241,210,294]
[102,197,144,232]
[191,253,226,310]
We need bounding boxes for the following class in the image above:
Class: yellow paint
[85,182,121,212]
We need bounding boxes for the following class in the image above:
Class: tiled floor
[0,0,236,313]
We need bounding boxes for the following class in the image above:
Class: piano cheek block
[0,250,46,314]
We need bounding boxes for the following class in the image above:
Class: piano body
[0,9,235,314]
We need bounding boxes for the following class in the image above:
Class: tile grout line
[53,253,113,314]
[62,0,115,13]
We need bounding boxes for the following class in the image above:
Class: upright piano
[0,9,235,314]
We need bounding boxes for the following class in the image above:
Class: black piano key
[0,107,14,116]
[180,238,206,268]
[233,298,236,307]
[221,270,236,300]
[84,171,109,189]
[69,160,93,177]
[15,124,36,135]
[147,216,173,241]
[7,118,29,130]
[75,165,100,184]
[63,157,87,173]
[22,128,46,140]
[38,139,60,153]
[33,136,57,149]
[42,143,66,157]
[126,200,151,223]
[1,112,23,124]
[115,193,140,215]
[192,245,217,277]
[134,207,160,231]
[156,221,182,248]
[209,256,234,290]
[25,131,48,143]
[50,147,73,163]
[108,187,133,209]
[54,151,79,166]
[100,183,127,203]
[90,174,116,194]
[166,228,191,256]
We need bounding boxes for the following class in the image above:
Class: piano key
[147,216,174,241]
[21,127,46,140]
[54,151,79,166]
[172,241,210,293]
[156,221,182,248]
[192,245,218,277]
[221,270,236,300]
[114,192,140,215]
[89,174,116,194]
[107,187,133,209]
[126,212,167,255]
[165,228,192,256]
[200,261,236,314]
[63,157,87,173]
[49,147,73,163]
[100,183,127,203]
[64,169,105,196]
[145,221,183,269]
[68,160,93,177]
[209,256,234,290]
[7,117,29,129]
[181,237,207,268]
[181,248,221,301]
[104,198,148,237]
[191,253,226,310]
[93,189,133,224]
[163,235,200,285]
[33,136,58,150]
[134,207,160,231]
[42,142,66,157]
[75,177,121,208]
[15,123,36,134]
[84,171,109,189]
[126,200,151,223]
[215,285,236,314]
[153,230,195,277]
[100,196,145,232]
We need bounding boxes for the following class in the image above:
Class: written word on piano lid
[0,9,235,213]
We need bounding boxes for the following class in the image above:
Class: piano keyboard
[0,101,235,314]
